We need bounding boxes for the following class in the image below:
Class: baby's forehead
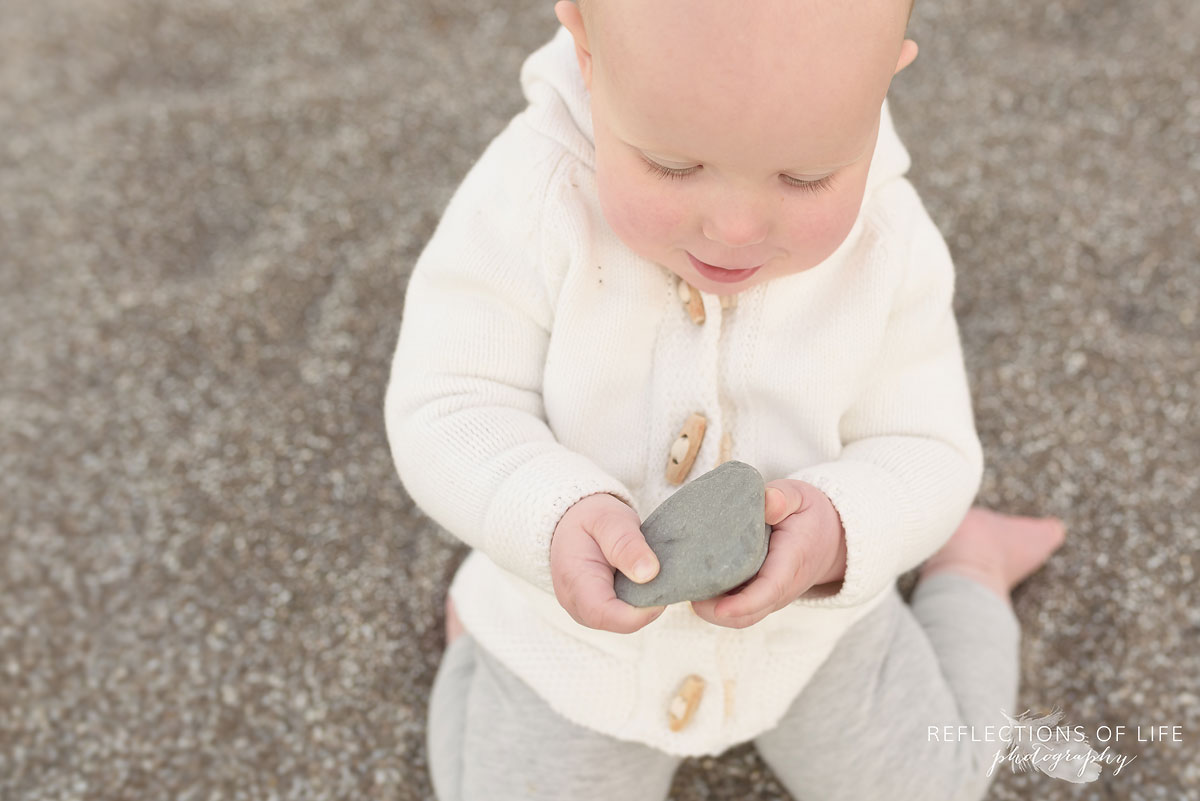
[590,0,906,107]
[589,1,904,163]
[588,0,910,53]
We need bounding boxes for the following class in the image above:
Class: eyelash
[641,158,835,194]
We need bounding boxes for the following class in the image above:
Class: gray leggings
[427,572,1020,801]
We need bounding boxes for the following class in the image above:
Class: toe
[1036,516,1068,548]
[444,596,465,644]
[1049,517,1067,540]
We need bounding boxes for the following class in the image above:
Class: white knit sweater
[385,27,983,757]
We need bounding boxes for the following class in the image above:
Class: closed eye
[781,174,836,194]
[642,157,699,181]
[642,156,835,195]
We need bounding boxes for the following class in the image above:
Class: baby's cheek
[816,202,856,247]
[598,176,685,258]
[790,193,863,261]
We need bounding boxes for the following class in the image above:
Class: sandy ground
[2,0,1198,798]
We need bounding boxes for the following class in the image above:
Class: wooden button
[668,674,706,732]
[666,413,707,485]
[676,277,705,325]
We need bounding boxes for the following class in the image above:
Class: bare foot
[919,507,1067,605]
[444,595,465,645]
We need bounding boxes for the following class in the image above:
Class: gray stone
[615,461,771,607]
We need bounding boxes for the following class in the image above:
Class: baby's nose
[701,205,769,248]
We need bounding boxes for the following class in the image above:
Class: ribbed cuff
[785,459,910,608]
[485,448,638,595]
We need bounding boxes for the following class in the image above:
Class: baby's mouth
[687,253,763,283]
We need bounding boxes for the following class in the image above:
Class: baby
[385,0,1066,798]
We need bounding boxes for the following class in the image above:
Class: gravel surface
[2,0,1197,798]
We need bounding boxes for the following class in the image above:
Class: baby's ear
[894,38,919,75]
[555,1,594,89]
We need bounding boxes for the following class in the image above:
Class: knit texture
[384,26,983,756]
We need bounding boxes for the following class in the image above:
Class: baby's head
[554,0,918,295]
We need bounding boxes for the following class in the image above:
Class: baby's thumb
[590,511,660,584]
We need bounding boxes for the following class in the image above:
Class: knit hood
[518,25,912,198]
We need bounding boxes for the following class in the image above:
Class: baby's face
[556,0,917,296]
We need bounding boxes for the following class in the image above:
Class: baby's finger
[712,525,812,621]
[587,508,660,585]
[689,594,771,629]
[764,480,808,526]
[566,567,665,633]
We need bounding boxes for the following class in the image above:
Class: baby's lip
[687,252,764,283]
[688,253,763,271]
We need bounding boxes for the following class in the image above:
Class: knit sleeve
[383,120,637,596]
[786,185,984,608]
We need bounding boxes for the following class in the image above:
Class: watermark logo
[928,706,1174,783]
[990,707,1113,783]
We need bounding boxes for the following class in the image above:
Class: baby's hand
[550,493,667,634]
[689,479,847,629]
